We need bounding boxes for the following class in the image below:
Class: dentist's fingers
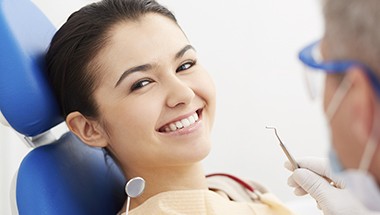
[294,187,308,196]
[288,174,307,196]
[292,168,368,215]
[284,160,295,171]
[292,168,334,201]
[296,157,331,178]
[285,158,334,183]
[287,175,298,187]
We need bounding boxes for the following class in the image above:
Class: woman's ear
[66,111,108,147]
[347,67,375,143]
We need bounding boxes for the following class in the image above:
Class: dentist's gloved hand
[285,157,374,215]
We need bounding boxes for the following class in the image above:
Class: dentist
[286,0,380,214]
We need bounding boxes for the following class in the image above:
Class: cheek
[102,97,161,151]
[194,70,216,100]
[193,71,216,113]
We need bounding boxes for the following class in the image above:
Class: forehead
[92,13,189,84]
[102,13,187,62]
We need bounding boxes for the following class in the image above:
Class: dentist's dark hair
[46,0,177,118]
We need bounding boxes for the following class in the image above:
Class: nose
[165,75,195,108]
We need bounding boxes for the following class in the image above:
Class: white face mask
[326,74,380,211]
[326,74,352,172]
[337,169,380,211]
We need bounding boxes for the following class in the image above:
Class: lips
[159,110,201,133]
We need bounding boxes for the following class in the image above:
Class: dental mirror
[124,177,145,215]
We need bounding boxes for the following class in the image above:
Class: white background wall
[1,0,328,214]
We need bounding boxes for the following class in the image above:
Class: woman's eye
[176,60,196,73]
[130,79,152,91]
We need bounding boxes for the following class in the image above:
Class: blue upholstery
[17,132,126,215]
[0,0,61,137]
[0,0,126,214]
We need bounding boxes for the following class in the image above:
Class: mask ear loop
[326,74,354,123]
[358,102,380,171]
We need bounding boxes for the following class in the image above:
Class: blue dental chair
[0,0,126,214]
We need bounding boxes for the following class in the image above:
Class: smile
[159,111,200,133]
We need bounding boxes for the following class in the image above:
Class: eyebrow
[114,44,196,88]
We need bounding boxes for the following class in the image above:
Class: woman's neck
[124,162,208,210]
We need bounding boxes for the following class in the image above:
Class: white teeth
[188,116,195,124]
[175,121,183,129]
[161,111,200,132]
[181,118,190,128]
[169,123,177,131]
[193,113,198,121]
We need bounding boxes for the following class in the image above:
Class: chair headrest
[0,0,63,137]
[17,132,126,215]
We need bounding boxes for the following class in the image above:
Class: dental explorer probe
[265,126,340,188]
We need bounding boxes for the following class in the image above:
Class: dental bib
[119,174,295,215]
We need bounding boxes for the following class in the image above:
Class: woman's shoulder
[206,173,296,215]
[206,173,268,202]
[119,173,296,215]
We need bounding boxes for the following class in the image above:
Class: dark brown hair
[46,0,177,118]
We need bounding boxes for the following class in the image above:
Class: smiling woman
[45,0,295,214]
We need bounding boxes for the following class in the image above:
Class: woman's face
[92,14,216,175]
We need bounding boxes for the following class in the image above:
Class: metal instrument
[125,177,145,215]
[266,126,340,188]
